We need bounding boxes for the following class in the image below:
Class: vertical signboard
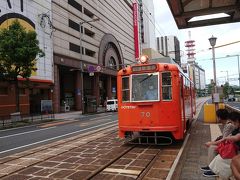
[133,3,139,59]
[41,100,53,113]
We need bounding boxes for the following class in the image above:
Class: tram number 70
[140,112,151,118]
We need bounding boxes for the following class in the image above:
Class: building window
[84,8,94,18]
[69,19,80,32]
[0,87,8,95]
[69,42,80,53]
[68,0,82,12]
[85,48,95,57]
[108,57,116,69]
[85,28,95,37]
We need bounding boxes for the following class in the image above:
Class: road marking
[0,121,117,155]
[0,127,56,139]
[103,168,141,175]
[79,119,113,127]
[89,114,115,120]
[38,120,77,128]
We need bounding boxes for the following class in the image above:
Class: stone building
[52,0,135,113]
[0,0,136,116]
[0,0,53,116]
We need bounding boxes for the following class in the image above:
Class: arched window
[108,56,116,69]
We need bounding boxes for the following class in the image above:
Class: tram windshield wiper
[140,74,153,83]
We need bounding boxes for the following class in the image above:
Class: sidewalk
[174,99,217,180]
[54,106,106,120]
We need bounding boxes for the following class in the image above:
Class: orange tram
[117,56,196,144]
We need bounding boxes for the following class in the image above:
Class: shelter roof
[166,0,240,29]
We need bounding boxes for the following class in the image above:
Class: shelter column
[107,76,112,100]
[75,71,82,110]
[93,73,100,106]
[53,65,60,113]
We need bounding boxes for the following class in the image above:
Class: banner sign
[133,3,139,59]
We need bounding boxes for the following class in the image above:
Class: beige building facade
[52,0,135,113]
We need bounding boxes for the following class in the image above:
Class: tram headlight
[164,64,169,69]
[140,55,149,64]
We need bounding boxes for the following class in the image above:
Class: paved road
[226,101,240,110]
[0,112,117,157]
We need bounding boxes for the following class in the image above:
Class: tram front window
[131,73,159,101]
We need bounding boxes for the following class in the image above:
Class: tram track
[0,125,183,180]
[85,143,182,180]
[0,99,206,179]
[0,123,120,176]
[86,99,205,179]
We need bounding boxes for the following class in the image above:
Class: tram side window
[162,72,172,100]
[122,77,130,101]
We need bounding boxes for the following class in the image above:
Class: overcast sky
[153,0,240,86]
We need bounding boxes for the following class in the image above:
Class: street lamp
[226,54,240,87]
[220,70,229,83]
[79,17,100,114]
[208,35,217,98]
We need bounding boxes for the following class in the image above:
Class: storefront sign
[41,100,53,113]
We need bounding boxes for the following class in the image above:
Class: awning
[166,0,240,29]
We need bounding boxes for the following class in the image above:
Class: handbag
[215,140,238,159]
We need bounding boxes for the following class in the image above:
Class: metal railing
[225,104,240,114]
[0,112,55,129]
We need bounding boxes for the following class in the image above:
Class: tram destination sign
[132,64,157,72]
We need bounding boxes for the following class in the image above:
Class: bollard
[203,104,216,123]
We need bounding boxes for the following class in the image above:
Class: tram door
[180,76,186,132]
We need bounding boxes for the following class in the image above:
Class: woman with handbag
[201,110,238,167]
[202,118,240,179]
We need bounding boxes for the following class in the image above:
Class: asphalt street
[0,112,118,157]
[226,101,240,110]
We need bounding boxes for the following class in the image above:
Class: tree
[223,82,230,99]
[207,83,213,95]
[222,82,236,100]
[0,20,44,112]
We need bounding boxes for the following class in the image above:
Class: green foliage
[0,20,44,80]
[222,82,236,98]
[207,83,213,94]
[0,20,44,112]
[223,82,229,98]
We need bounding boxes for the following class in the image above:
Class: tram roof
[118,62,193,84]
[166,0,240,29]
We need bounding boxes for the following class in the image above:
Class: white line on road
[0,121,117,155]
[0,127,56,139]
[89,114,116,120]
